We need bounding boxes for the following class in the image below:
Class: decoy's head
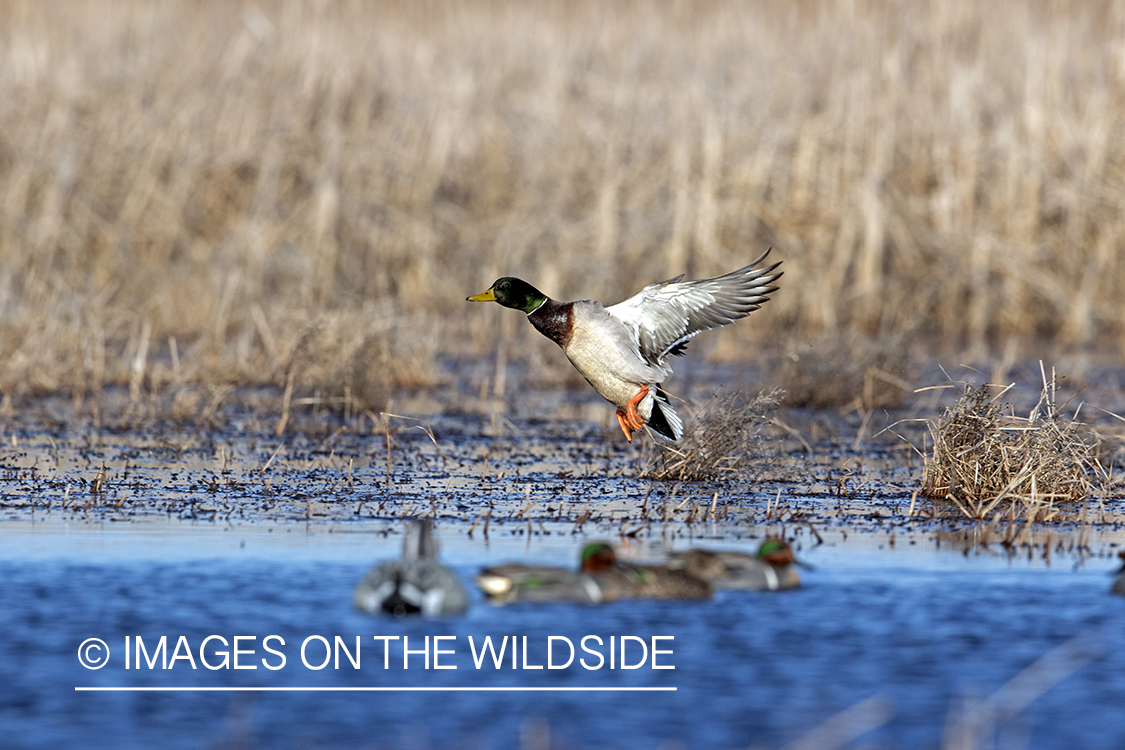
[579,542,617,573]
[757,538,796,568]
[467,277,547,314]
[403,519,437,561]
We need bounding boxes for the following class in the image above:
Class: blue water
[2,528,1124,750]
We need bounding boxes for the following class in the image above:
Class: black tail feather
[646,387,678,442]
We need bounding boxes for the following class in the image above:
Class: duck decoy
[477,542,712,604]
[665,538,808,591]
[354,519,469,616]
[468,250,781,441]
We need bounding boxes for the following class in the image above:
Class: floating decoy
[477,542,712,604]
[354,520,469,616]
[665,538,809,591]
[468,250,781,441]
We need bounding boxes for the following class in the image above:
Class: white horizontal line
[75,686,675,692]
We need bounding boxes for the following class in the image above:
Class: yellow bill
[467,287,496,302]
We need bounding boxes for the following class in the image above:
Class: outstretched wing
[606,249,782,368]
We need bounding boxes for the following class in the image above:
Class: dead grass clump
[644,389,782,482]
[269,308,440,417]
[778,335,913,410]
[920,381,1108,521]
[346,321,440,413]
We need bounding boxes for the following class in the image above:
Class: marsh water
[2,369,1125,750]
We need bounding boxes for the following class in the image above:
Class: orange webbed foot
[616,408,634,442]
[625,385,650,431]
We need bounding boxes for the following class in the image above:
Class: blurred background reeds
[2,0,1124,404]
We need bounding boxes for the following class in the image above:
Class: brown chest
[527,300,573,348]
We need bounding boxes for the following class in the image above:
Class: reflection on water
[2,530,1124,750]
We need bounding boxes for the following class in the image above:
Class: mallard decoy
[475,562,599,604]
[354,520,469,616]
[477,542,712,604]
[1112,552,1125,596]
[665,538,809,591]
[468,250,781,441]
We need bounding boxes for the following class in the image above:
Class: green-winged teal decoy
[354,520,469,616]
[476,542,712,604]
[468,250,781,441]
[665,538,809,591]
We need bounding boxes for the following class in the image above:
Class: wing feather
[606,249,782,367]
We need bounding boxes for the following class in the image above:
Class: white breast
[563,303,664,413]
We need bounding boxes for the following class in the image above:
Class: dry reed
[920,378,1109,521]
[778,333,913,409]
[643,389,781,482]
[1,0,1124,403]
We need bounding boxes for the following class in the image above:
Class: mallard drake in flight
[476,542,712,604]
[664,538,809,591]
[467,249,782,441]
[353,519,470,616]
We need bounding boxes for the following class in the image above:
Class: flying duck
[467,249,781,441]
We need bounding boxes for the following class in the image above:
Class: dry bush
[2,0,1125,400]
[920,381,1109,521]
[643,389,782,482]
[778,334,913,409]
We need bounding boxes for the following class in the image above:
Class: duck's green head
[579,542,617,573]
[467,277,547,314]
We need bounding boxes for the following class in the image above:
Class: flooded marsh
[2,365,1125,749]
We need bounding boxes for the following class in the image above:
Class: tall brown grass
[2,0,1124,403]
